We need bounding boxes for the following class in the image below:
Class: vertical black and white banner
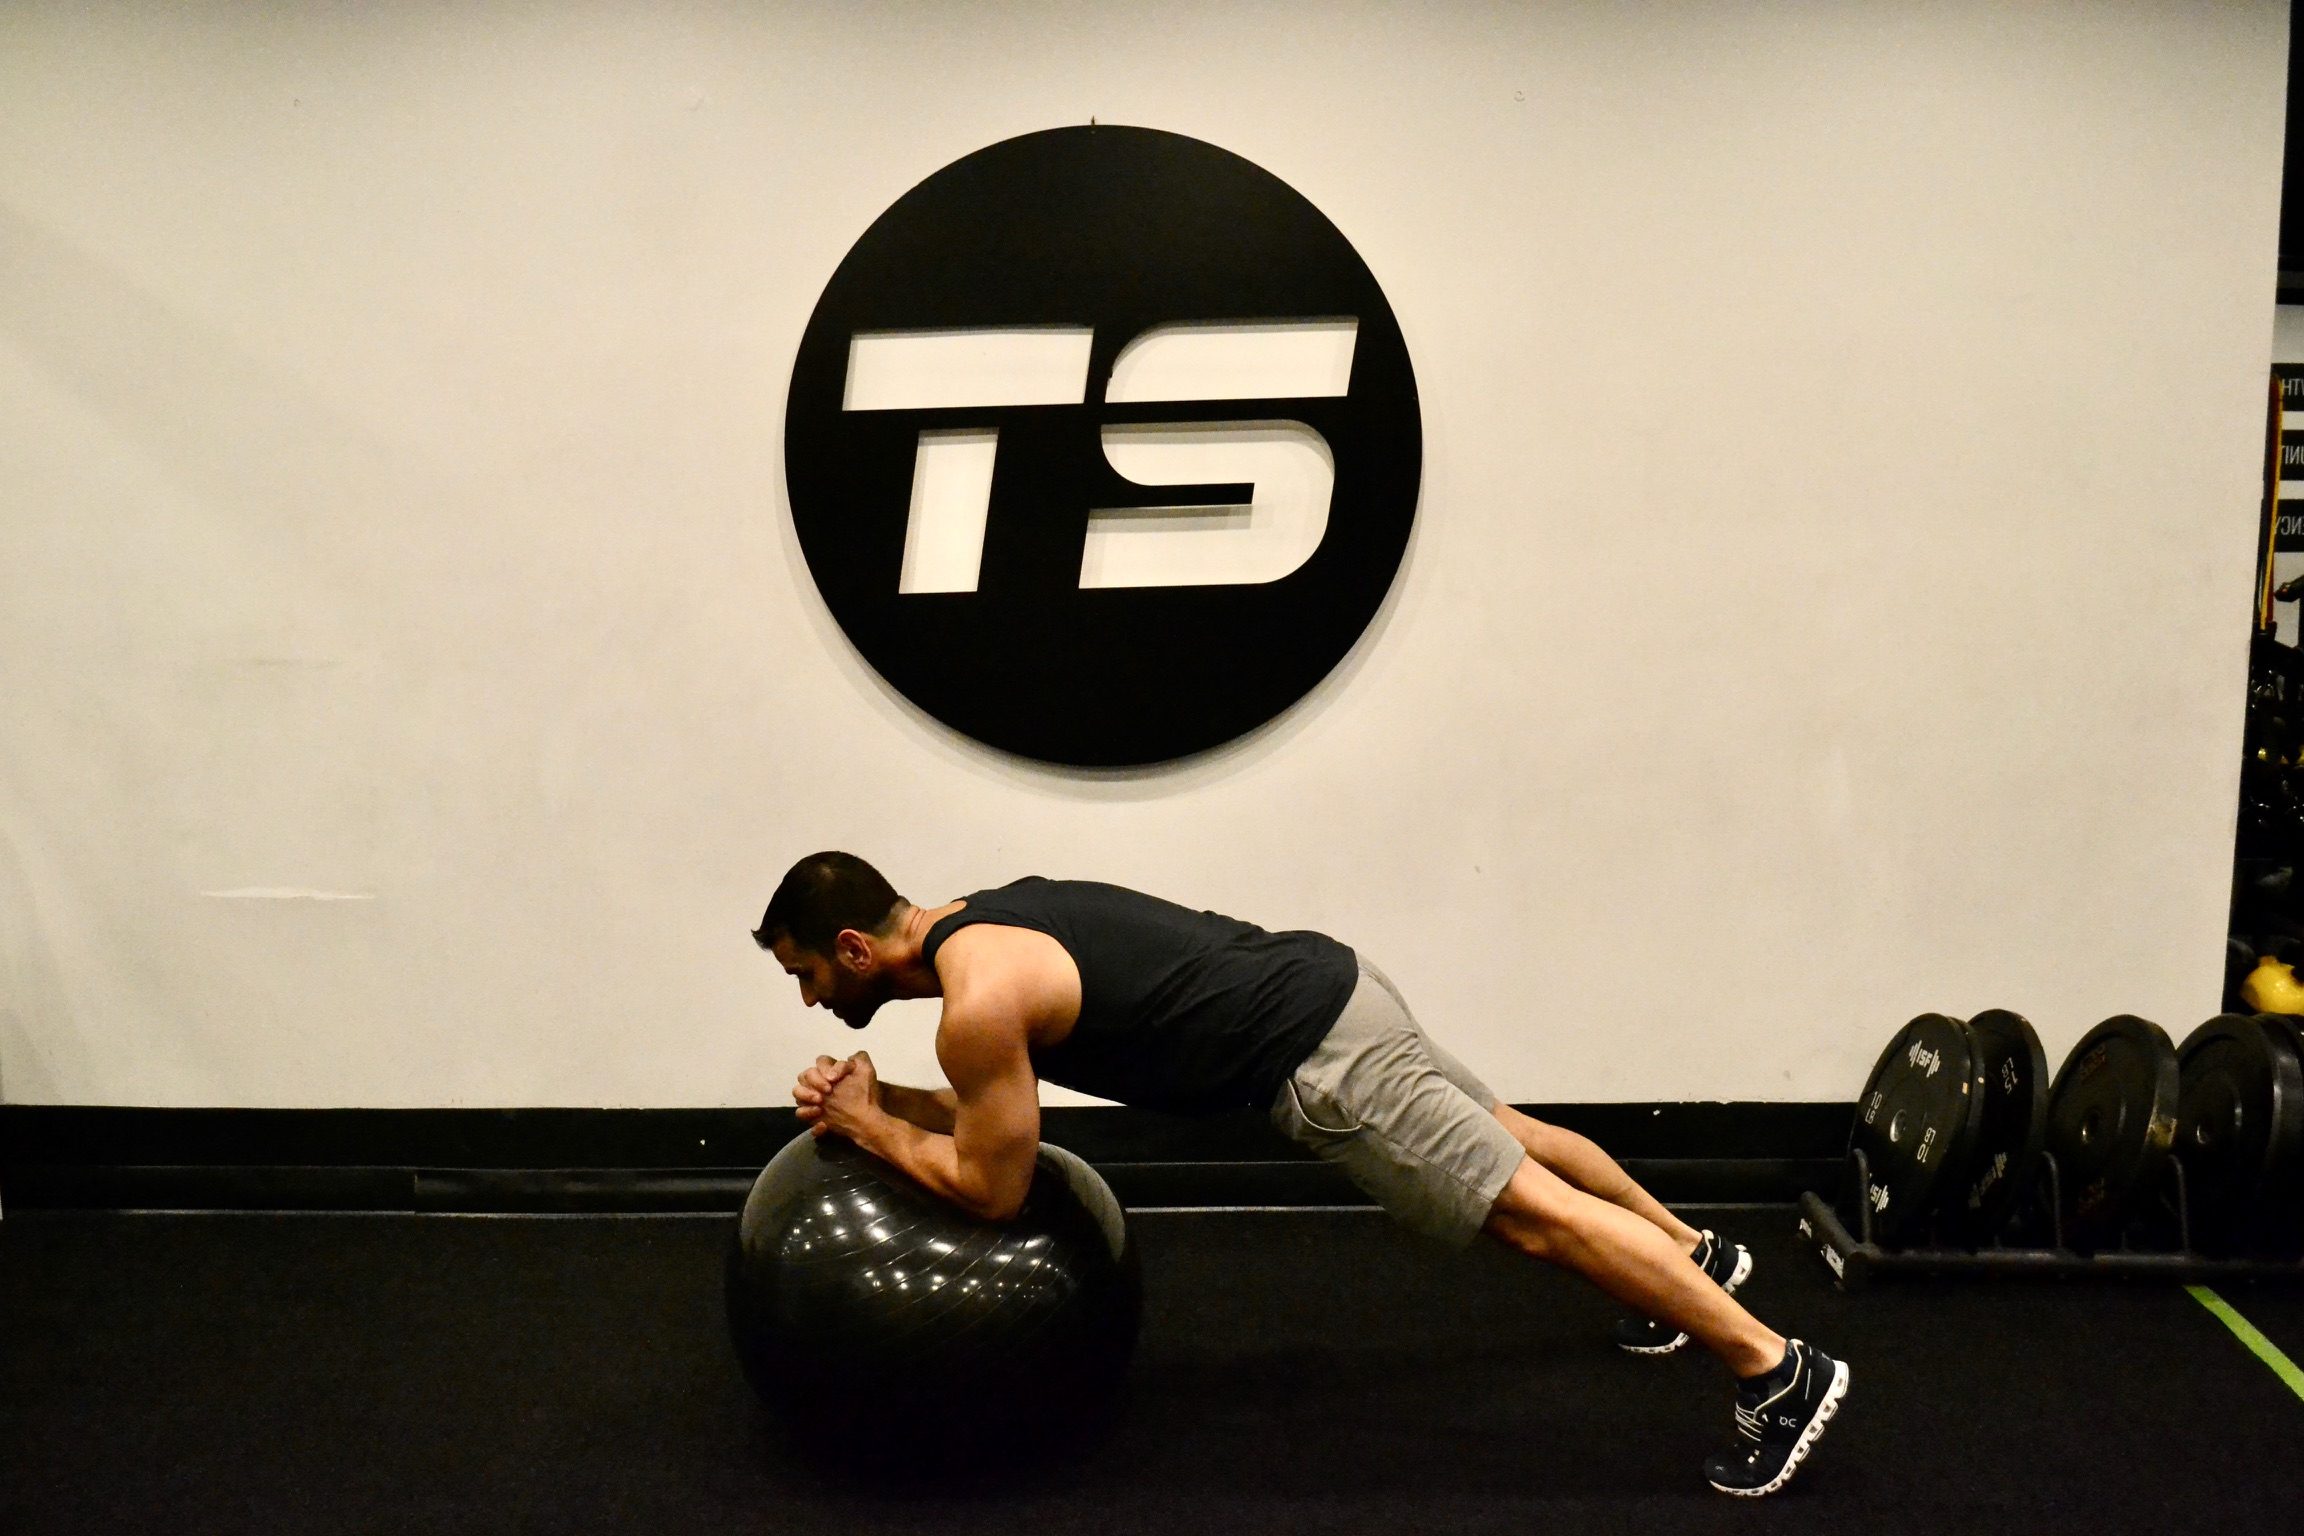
[2272,369,2304,644]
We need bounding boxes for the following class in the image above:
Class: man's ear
[833,928,874,973]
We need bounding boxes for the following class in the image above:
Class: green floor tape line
[2188,1285,2304,1401]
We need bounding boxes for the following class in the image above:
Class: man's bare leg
[1489,1102,1704,1252]
[1480,1156,1782,1378]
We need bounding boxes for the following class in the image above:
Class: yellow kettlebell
[2240,955,2304,1014]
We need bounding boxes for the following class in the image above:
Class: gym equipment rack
[1798,1146,2304,1289]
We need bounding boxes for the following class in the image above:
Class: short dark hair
[753,852,903,956]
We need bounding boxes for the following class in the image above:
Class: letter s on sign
[1087,323,1353,589]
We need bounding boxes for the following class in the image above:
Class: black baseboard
[0,1102,1852,1214]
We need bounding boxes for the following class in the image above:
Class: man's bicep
[940,1023,1039,1142]
[937,1017,1041,1208]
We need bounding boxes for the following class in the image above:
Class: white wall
[0,2,2285,1108]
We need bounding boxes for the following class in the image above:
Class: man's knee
[1480,1157,1580,1258]
[1492,1103,1578,1164]
[1490,1101,1540,1145]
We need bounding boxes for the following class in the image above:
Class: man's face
[770,934,884,1029]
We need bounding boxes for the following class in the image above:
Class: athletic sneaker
[1704,1339,1851,1497]
[1611,1229,1752,1354]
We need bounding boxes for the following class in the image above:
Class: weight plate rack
[1801,1011,2304,1289]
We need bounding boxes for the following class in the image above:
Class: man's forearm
[849,1111,1013,1220]
[879,1082,959,1134]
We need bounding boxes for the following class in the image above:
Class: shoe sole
[1618,1245,1754,1355]
[1707,1357,1850,1497]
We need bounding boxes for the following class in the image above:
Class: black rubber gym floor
[3,1206,2300,1534]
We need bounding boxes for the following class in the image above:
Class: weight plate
[2175,1013,2304,1253]
[1850,1014,1984,1247]
[2044,1015,2180,1247]
[2261,1014,2304,1249]
[1955,1009,2049,1242]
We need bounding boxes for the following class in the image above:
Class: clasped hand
[792,1051,880,1140]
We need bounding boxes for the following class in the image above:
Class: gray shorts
[1268,959,1528,1246]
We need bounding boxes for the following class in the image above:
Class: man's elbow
[952,1187,1025,1223]
[962,1164,1035,1223]
[975,1192,1028,1223]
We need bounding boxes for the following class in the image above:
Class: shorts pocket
[1280,1076,1365,1139]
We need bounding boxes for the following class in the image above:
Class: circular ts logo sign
[784,126,1421,767]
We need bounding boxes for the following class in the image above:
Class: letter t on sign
[842,329,1095,594]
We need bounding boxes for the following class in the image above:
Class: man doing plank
[757,852,1848,1496]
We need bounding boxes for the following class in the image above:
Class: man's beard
[835,989,887,1030]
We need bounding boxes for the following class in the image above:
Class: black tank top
[920,878,1358,1114]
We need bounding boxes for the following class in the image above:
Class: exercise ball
[726,1131,1141,1471]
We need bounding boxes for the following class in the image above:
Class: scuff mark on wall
[199,888,376,901]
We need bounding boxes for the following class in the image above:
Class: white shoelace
[1734,1345,1805,1443]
